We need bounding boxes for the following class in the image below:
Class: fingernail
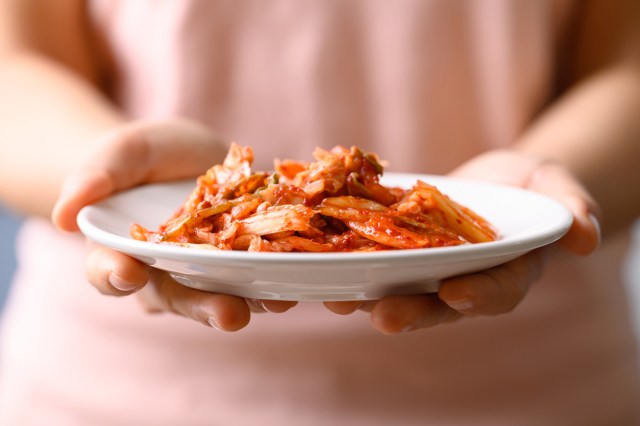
[262,303,279,313]
[263,301,297,314]
[447,298,474,312]
[208,317,222,331]
[109,272,140,292]
[246,298,267,313]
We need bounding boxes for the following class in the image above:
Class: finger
[559,197,601,255]
[358,301,378,313]
[245,299,297,313]
[52,129,155,232]
[139,270,250,331]
[528,163,601,255]
[52,170,116,232]
[449,149,542,186]
[438,249,546,316]
[261,299,298,313]
[323,301,364,315]
[51,135,155,231]
[451,151,602,256]
[52,119,228,232]
[370,295,462,335]
[245,298,268,313]
[86,244,149,295]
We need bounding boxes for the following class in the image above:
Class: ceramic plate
[77,173,572,301]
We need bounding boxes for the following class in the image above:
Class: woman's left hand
[323,149,601,334]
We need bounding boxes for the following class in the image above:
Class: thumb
[528,163,601,256]
[52,170,116,232]
[51,118,229,232]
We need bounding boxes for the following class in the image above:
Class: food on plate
[130,144,498,252]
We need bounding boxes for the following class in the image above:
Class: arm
[0,0,293,330]
[327,1,640,333]
[516,0,640,236]
[0,0,123,216]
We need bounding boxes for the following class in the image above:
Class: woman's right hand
[52,118,297,331]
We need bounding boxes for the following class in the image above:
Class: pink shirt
[1,1,638,424]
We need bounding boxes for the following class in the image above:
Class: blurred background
[625,221,640,336]
[0,206,21,310]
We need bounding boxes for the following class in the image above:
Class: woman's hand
[324,149,601,334]
[52,118,297,331]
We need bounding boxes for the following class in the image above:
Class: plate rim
[77,172,573,266]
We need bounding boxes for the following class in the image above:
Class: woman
[1,1,639,424]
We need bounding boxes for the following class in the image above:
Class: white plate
[77,173,572,301]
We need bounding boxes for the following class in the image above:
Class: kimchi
[130,144,498,252]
